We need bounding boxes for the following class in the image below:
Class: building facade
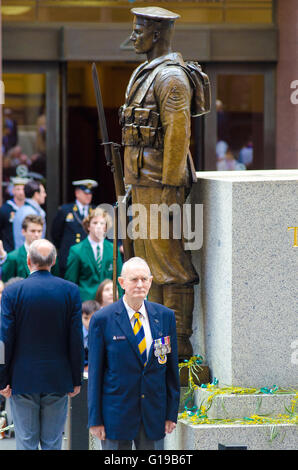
[0,0,297,227]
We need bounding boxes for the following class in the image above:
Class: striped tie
[133,312,147,366]
[96,244,102,271]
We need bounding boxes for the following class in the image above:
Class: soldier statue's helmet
[72,179,98,194]
[130,6,180,23]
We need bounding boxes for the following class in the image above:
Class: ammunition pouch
[119,105,163,149]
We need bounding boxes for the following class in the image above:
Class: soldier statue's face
[130,17,158,55]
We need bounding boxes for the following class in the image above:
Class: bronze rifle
[92,63,133,300]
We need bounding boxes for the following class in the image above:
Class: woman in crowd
[95,278,115,308]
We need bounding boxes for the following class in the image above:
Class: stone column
[276,0,298,169]
[191,170,298,388]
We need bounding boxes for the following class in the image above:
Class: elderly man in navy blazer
[88,257,180,450]
[0,239,84,450]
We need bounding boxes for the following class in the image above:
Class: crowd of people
[0,174,180,452]
[0,179,121,403]
[0,177,126,447]
[0,177,121,344]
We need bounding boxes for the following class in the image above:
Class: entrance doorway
[204,63,276,171]
[2,62,60,231]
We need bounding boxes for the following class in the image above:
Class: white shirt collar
[76,199,88,214]
[88,235,103,250]
[123,297,147,322]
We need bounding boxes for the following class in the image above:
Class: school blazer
[64,237,123,302]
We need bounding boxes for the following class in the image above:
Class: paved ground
[0,435,71,450]
[0,436,16,450]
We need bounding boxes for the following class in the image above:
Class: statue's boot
[149,282,194,361]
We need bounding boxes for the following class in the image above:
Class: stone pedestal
[170,170,298,450]
[166,421,297,450]
[190,170,298,389]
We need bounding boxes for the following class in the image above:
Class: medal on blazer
[154,336,171,364]
[66,212,74,221]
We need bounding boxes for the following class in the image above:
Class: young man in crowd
[65,207,122,301]
[1,214,59,281]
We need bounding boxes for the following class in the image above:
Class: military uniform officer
[51,179,98,277]
[0,177,29,253]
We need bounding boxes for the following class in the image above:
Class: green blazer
[2,244,60,282]
[64,237,123,302]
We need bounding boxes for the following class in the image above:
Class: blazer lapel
[20,245,30,276]
[101,239,112,273]
[114,299,143,366]
[83,238,99,274]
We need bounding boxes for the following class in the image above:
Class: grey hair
[120,257,151,278]
[28,239,57,268]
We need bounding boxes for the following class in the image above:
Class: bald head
[28,239,57,271]
[118,257,153,310]
[120,257,151,278]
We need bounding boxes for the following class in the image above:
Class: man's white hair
[28,239,56,268]
[120,257,151,277]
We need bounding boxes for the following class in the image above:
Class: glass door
[204,64,276,171]
[2,62,60,232]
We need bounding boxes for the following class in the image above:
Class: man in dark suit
[0,239,84,450]
[51,179,98,277]
[88,257,180,450]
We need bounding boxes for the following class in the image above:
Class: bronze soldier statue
[120,6,208,359]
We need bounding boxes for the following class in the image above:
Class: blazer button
[141,394,145,399]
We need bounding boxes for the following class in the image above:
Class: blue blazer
[0,270,84,395]
[87,298,180,441]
